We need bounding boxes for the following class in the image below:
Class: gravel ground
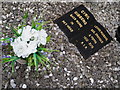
[2,2,120,89]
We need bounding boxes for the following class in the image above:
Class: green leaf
[32,20,36,29]
[2,56,19,63]
[2,58,10,60]
[11,27,20,37]
[42,21,50,25]
[2,56,19,73]
[37,51,51,64]
[36,54,47,66]
[38,48,59,52]
[23,12,28,19]
[11,60,15,73]
[36,21,49,30]
[0,38,11,41]
[17,25,26,29]
[40,55,51,64]
[2,59,15,63]
[27,55,33,66]
[36,24,42,30]
[46,36,51,42]
[33,53,38,71]
[11,56,19,59]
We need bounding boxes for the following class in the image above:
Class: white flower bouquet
[1,12,59,72]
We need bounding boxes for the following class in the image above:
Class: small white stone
[13,7,16,10]
[81,56,83,58]
[44,75,49,79]
[16,66,19,69]
[52,58,56,61]
[67,71,71,73]
[117,61,120,65]
[87,7,90,11]
[95,53,98,56]
[67,83,70,86]
[67,73,70,76]
[49,31,51,33]
[56,32,58,35]
[63,86,67,88]
[74,83,78,85]
[52,67,55,70]
[18,7,20,9]
[64,68,67,71]
[2,15,6,19]
[49,73,53,77]
[33,17,36,21]
[61,45,64,51]
[36,83,40,87]
[26,69,29,72]
[29,9,34,13]
[10,79,16,88]
[80,61,82,63]
[99,80,103,83]
[67,78,70,81]
[22,84,27,89]
[77,65,80,67]
[42,67,46,71]
[80,75,83,78]
[3,20,6,23]
[73,77,78,81]
[0,20,2,24]
[92,57,95,59]
[106,63,111,66]
[38,68,41,71]
[90,78,94,84]
[6,14,9,17]
[26,72,29,76]
[48,54,51,57]
[86,66,90,69]
[63,51,66,54]
[6,26,10,29]
[27,66,31,70]
[55,79,58,81]
[113,67,120,71]
[25,76,28,79]
[56,66,59,70]
[64,73,66,77]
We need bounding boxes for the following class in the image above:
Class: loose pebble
[64,68,67,72]
[36,83,40,87]
[73,77,78,81]
[80,75,83,78]
[90,78,94,84]
[49,73,53,77]
[10,79,16,88]
[80,61,82,63]
[95,53,98,56]
[22,84,27,89]
[113,67,120,71]
[63,51,66,54]
[44,75,49,79]
[29,9,34,13]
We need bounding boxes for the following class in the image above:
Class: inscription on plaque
[54,5,112,59]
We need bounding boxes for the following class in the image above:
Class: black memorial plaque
[54,5,112,59]
[54,5,96,40]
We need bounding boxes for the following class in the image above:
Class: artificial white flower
[38,29,48,45]
[11,25,48,58]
